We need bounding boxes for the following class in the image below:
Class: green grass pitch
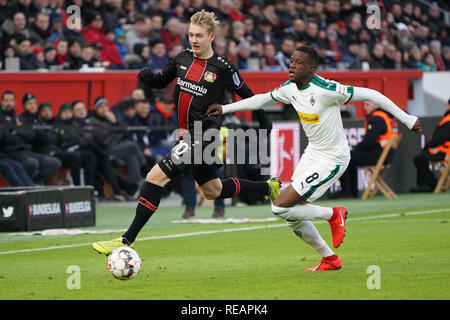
[0,193,449,300]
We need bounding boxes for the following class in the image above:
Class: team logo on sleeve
[204,71,216,82]
[232,72,241,87]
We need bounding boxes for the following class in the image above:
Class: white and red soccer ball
[107,247,141,280]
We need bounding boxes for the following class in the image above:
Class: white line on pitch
[0,207,448,255]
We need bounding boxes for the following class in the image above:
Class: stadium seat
[46,168,72,186]
[431,152,450,194]
[361,134,402,200]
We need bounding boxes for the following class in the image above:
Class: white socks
[272,203,334,258]
[272,203,333,221]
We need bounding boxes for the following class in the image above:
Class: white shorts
[290,152,349,202]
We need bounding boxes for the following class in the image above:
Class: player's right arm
[137,60,177,89]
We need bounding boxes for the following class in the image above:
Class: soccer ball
[107,247,141,280]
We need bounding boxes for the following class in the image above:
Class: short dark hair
[2,90,15,100]
[295,45,319,67]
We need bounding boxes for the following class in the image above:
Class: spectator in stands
[65,40,83,70]
[82,12,106,45]
[62,16,86,45]
[443,46,450,70]
[90,97,145,187]
[121,0,139,25]
[406,45,422,69]
[274,36,295,71]
[253,18,275,45]
[127,43,151,69]
[0,92,61,185]
[79,43,98,69]
[132,99,156,168]
[71,99,130,201]
[43,45,58,69]
[274,0,295,30]
[55,38,69,66]
[1,45,16,70]
[1,11,29,46]
[341,40,360,69]
[226,39,238,65]
[0,108,34,187]
[260,43,281,71]
[303,20,320,48]
[242,15,255,42]
[383,44,398,69]
[159,17,182,51]
[16,38,39,70]
[150,39,169,72]
[420,52,438,71]
[283,18,306,42]
[35,102,92,187]
[370,43,385,69]
[32,45,46,69]
[100,28,124,69]
[430,40,446,71]
[236,40,251,70]
[148,95,177,161]
[29,11,51,47]
[151,0,174,25]
[213,37,227,56]
[49,13,64,44]
[125,14,149,53]
[168,42,184,59]
[216,0,233,24]
[411,98,450,193]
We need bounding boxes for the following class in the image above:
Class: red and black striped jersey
[145,49,253,134]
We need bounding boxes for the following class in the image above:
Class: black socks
[219,178,270,199]
[122,181,163,244]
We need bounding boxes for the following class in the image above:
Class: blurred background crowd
[1,0,449,72]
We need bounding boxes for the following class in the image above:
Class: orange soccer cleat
[306,254,342,271]
[328,206,348,248]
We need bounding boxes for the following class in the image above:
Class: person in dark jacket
[0,92,61,185]
[0,112,34,187]
[411,99,450,192]
[90,97,146,187]
[36,102,96,187]
[71,100,135,200]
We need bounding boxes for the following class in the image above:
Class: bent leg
[271,185,335,258]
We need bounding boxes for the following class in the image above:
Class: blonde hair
[190,10,220,34]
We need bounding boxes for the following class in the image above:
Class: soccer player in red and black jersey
[92,10,281,254]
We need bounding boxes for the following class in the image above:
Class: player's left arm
[349,87,422,133]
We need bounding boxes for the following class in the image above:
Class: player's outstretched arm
[206,92,274,116]
[350,87,422,133]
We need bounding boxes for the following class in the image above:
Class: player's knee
[146,165,169,186]
[271,203,291,219]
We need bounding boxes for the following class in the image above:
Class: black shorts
[158,140,220,186]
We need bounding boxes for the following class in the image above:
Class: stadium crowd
[0,0,449,71]
[0,88,179,201]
